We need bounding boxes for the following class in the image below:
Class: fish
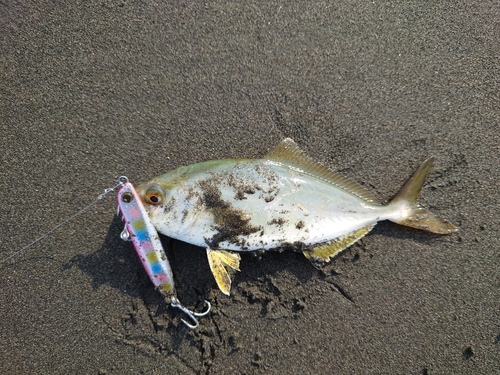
[135,138,457,295]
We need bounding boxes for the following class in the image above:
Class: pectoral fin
[303,225,374,268]
[206,248,241,295]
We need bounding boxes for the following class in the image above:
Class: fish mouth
[134,183,148,203]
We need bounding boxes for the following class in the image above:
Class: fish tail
[387,158,457,234]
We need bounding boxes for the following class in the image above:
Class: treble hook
[170,297,211,329]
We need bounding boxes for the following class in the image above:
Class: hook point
[171,298,211,329]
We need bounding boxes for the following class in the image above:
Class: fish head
[135,172,193,236]
[135,180,172,223]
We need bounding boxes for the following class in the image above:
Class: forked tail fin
[388,158,457,234]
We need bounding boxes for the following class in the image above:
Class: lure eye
[145,185,164,206]
[121,192,134,203]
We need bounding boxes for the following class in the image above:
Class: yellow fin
[303,225,374,267]
[264,138,379,203]
[206,249,241,295]
[388,158,458,234]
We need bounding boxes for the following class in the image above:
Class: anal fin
[303,225,374,268]
[206,248,241,295]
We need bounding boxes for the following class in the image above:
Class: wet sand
[1,1,499,374]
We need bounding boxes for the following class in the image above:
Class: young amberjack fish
[136,138,457,295]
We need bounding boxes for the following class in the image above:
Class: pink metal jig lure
[117,177,210,328]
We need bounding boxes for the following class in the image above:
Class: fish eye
[121,192,134,203]
[145,185,164,205]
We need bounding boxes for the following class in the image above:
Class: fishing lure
[1,176,209,328]
[134,138,457,296]
[117,177,210,328]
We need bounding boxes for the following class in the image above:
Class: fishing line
[0,177,128,265]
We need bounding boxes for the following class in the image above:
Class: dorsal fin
[264,138,379,203]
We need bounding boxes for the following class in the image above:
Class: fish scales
[149,160,380,250]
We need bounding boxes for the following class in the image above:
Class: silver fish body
[136,139,457,294]
[141,159,383,250]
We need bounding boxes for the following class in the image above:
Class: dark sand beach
[1,1,499,374]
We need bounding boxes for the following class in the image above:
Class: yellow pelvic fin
[264,138,379,203]
[388,158,458,234]
[206,249,241,295]
[303,225,374,268]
